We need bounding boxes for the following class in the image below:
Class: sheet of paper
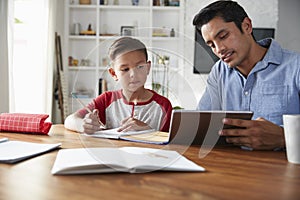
[0,140,61,163]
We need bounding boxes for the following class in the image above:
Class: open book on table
[0,138,61,163]
[84,128,170,145]
[51,147,205,175]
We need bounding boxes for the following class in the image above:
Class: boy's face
[201,16,253,68]
[109,50,150,93]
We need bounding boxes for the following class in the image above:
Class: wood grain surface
[0,125,299,200]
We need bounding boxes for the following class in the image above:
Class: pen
[71,93,105,127]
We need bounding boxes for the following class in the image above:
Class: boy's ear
[108,67,118,81]
[146,61,151,75]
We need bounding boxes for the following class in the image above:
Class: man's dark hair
[193,1,249,35]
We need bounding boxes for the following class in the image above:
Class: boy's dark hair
[193,1,248,35]
[108,37,148,62]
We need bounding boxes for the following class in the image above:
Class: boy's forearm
[64,114,84,133]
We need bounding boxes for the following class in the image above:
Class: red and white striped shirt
[77,89,172,132]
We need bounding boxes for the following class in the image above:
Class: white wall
[277,0,300,53]
[182,0,278,109]
[0,1,10,113]
[55,0,282,111]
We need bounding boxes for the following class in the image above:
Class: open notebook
[51,147,205,174]
[84,128,168,144]
[85,110,253,145]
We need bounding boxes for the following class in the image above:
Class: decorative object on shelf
[72,59,79,66]
[121,26,134,36]
[113,0,119,5]
[73,23,81,35]
[100,0,108,5]
[152,27,169,37]
[153,0,159,6]
[170,28,175,37]
[80,59,90,66]
[153,0,179,6]
[132,0,139,6]
[169,0,180,6]
[80,24,96,35]
[79,0,91,4]
[163,0,169,6]
[68,56,73,66]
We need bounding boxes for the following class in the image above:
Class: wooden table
[0,125,299,200]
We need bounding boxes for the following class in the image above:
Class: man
[193,1,300,150]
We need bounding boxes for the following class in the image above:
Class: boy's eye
[137,65,145,69]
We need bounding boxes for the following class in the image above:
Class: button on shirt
[197,38,300,126]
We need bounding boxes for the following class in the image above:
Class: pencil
[71,93,92,113]
[131,100,137,118]
[71,93,105,127]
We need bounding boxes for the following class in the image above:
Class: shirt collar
[257,38,282,66]
[232,38,283,76]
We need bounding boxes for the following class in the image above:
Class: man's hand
[219,117,285,150]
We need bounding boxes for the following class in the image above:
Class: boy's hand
[82,109,103,134]
[118,117,151,132]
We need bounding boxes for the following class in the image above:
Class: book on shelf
[0,138,61,164]
[84,128,170,145]
[51,147,205,175]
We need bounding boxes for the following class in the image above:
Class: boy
[64,37,172,134]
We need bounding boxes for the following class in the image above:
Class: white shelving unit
[64,0,184,113]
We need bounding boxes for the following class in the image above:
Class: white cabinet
[64,0,184,113]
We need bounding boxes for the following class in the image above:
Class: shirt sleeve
[159,99,173,132]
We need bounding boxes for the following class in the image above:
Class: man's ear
[242,17,253,35]
[108,67,118,81]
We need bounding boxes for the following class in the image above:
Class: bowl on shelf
[79,0,91,5]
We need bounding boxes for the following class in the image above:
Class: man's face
[201,16,253,68]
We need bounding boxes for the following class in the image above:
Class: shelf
[64,0,184,113]
[152,37,180,41]
[68,66,108,70]
[69,35,97,40]
[69,5,97,9]
[99,5,149,10]
[152,6,180,11]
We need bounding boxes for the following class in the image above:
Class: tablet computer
[168,110,253,146]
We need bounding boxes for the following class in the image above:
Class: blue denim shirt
[197,38,300,126]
